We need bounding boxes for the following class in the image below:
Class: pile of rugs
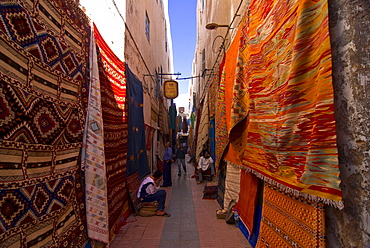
[203,182,218,200]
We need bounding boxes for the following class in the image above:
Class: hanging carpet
[236,170,263,248]
[215,25,242,171]
[0,0,90,247]
[216,160,226,207]
[95,24,130,241]
[82,25,109,244]
[125,64,150,180]
[256,184,326,248]
[196,95,209,159]
[230,0,342,207]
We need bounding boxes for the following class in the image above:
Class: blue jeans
[141,190,166,211]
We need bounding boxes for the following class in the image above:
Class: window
[145,13,150,41]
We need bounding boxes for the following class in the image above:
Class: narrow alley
[110,155,250,248]
[0,0,369,248]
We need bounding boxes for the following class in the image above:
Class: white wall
[80,0,126,61]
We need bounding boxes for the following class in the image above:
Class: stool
[137,201,158,217]
[197,168,213,182]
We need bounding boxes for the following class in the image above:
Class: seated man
[197,151,214,184]
[137,170,171,217]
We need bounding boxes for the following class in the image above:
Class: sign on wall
[164,80,178,99]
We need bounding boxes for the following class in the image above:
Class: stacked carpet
[0,0,90,246]
[202,182,218,200]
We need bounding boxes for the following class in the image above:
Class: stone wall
[327,0,370,247]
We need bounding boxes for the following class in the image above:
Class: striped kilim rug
[257,184,326,248]
[0,0,90,246]
[230,0,342,207]
[83,25,109,243]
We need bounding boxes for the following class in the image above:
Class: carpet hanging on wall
[82,25,109,244]
[196,95,209,159]
[215,25,241,171]
[256,183,326,248]
[230,0,342,207]
[217,160,226,207]
[236,170,262,248]
[125,64,150,180]
[0,0,90,246]
[94,24,131,241]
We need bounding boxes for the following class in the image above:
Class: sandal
[156,212,171,217]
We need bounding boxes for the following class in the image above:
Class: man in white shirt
[197,151,214,184]
[137,170,171,217]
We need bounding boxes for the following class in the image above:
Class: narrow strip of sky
[168,0,197,95]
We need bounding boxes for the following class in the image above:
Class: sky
[168,0,197,108]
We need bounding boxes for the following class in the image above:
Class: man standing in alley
[162,141,173,187]
[175,142,187,176]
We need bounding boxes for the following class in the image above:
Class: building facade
[81,0,174,172]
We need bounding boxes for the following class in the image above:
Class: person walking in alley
[137,170,170,217]
[175,142,187,176]
[162,141,173,187]
[197,151,214,184]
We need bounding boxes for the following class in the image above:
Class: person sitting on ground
[137,170,171,217]
[197,151,214,184]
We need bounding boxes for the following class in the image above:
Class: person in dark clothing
[162,141,173,187]
[137,170,170,217]
[175,142,187,175]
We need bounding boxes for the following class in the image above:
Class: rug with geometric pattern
[0,0,90,246]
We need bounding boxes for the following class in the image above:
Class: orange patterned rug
[229,0,342,207]
[257,184,326,248]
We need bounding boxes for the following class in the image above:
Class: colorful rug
[82,25,109,244]
[215,26,242,171]
[196,96,209,159]
[94,24,131,241]
[203,182,218,200]
[256,184,326,248]
[223,161,241,209]
[217,160,226,207]
[0,0,90,246]
[126,172,142,214]
[230,0,342,207]
[236,170,262,247]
